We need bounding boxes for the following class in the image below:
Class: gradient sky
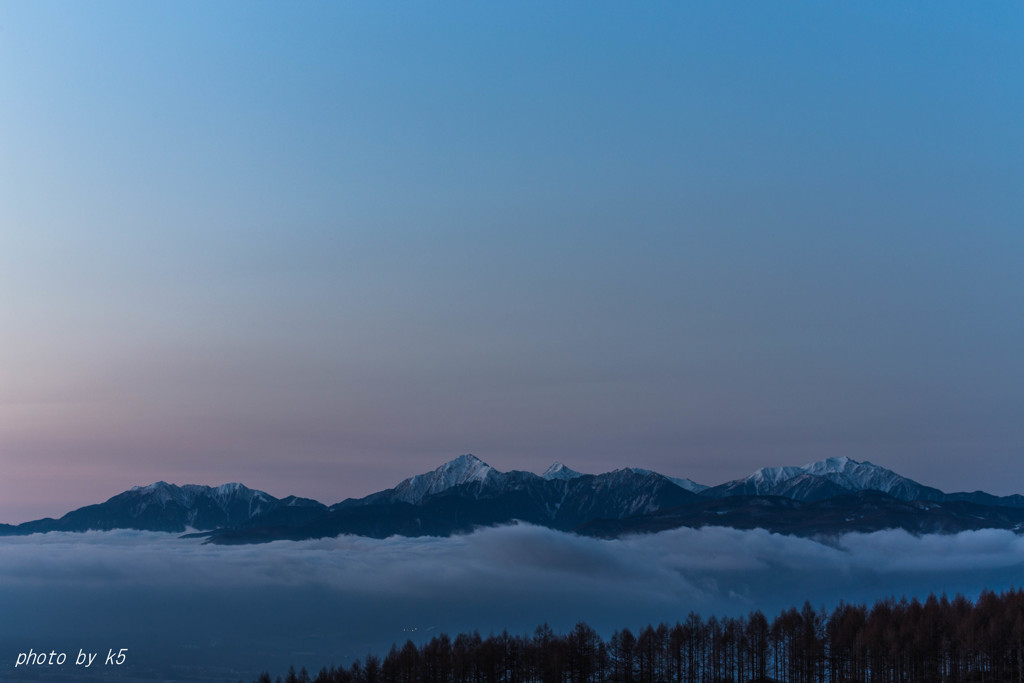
[2,2,1023,523]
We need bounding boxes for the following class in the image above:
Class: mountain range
[3,455,1023,542]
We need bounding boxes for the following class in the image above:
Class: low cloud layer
[2,525,1024,679]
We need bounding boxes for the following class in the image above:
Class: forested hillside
[250,588,1024,683]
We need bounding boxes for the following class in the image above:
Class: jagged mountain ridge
[209,466,701,544]
[4,454,1023,541]
[202,455,1024,543]
[704,456,951,502]
[333,455,709,510]
[326,456,701,531]
[7,481,327,535]
[0,455,706,538]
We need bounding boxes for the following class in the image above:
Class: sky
[4,526,1024,679]
[2,2,1023,523]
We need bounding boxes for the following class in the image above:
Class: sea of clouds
[2,524,1024,679]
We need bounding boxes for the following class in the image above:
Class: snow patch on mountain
[628,468,709,493]
[389,454,496,504]
[801,457,908,494]
[720,457,944,502]
[126,481,274,519]
[541,462,585,480]
[746,466,806,492]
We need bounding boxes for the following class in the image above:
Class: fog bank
[2,525,1023,680]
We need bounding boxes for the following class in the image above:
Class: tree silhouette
[259,587,1024,683]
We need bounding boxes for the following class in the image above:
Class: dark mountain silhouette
[4,454,1024,542]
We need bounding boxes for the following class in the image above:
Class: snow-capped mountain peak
[798,458,915,495]
[801,456,871,478]
[435,454,492,483]
[541,462,584,480]
[802,455,854,472]
[710,457,944,503]
[748,466,805,489]
[128,481,192,506]
[389,454,496,504]
[10,454,1024,542]
[124,481,274,517]
[130,480,173,494]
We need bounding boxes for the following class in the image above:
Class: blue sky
[2,2,1023,522]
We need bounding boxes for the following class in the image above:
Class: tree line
[250,587,1024,683]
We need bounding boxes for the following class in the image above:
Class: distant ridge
[4,455,1024,542]
[703,456,945,502]
[4,482,326,535]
